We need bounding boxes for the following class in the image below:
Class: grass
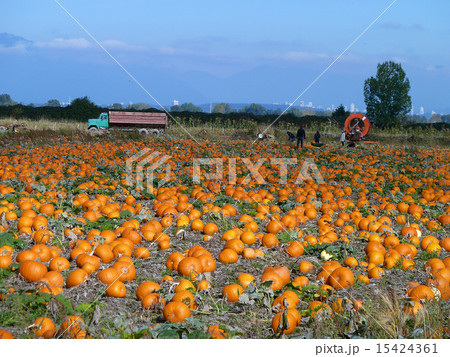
[1,116,449,147]
[306,288,450,339]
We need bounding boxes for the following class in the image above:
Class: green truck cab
[88,113,109,130]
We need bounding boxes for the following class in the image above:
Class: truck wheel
[139,129,149,135]
[88,126,99,134]
[150,129,160,135]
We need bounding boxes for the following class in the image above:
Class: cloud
[283,51,329,61]
[426,64,443,71]
[34,38,92,50]
[263,51,329,63]
[100,40,145,51]
[157,46,190,56]
[4,34,146,54]
[392,57,407,63]
[379,22,425,31]
[0,43,29,53]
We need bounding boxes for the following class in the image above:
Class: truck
[88,111,168,135]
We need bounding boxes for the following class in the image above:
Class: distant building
[419,106,424,115]
[350,103,355,113]
[172,100,179,106]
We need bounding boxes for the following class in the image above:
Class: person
[296,127,306,149]
[340,130,346,147]
[287,131,296,143]
[314,130,321,144]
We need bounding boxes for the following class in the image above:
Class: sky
[1,0,449,113]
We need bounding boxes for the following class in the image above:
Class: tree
[129,102,151,111]
[407,115,427,124]
[171,102,202,112]
[429,114,442,123]
[0,94,18,106]
[240,103,267,116]
[68,96,100,120]
[331,104,350,125]
[288,108,302,117]
[110,103,123,110]
[47,99,61,107]
[364,61,412,128]
[212,103,232,114]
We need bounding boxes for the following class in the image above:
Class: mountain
[0,32,32,47]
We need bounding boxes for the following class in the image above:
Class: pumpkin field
[0,131,449,339]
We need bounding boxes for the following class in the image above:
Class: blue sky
[1,0,449,113]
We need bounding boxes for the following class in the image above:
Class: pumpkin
[237,273,256,289]
[32,317,55,338]
[218,249,239,264]
[197,254,216,273]
[260,272,284,290]
[163,301,191,323]
[106,281,127,298]
[166,252,185,270]
[174,278,195,293]
[49,257,70,272]
[207,325,228,339]
[368,266,384,279]
[222,284,244,302]
[94,244,115,263]
[141,293,165,310]
[262,233,279,248]
[171,290,197,310]
[272,295,297,312]
[203,222,219,235]
[112,261,136,281]
[271,309,300,335]
[19,260,48,282]
[327,267,354,289]
[16,250,39,263]
[224,239,245,255]
[0,255,12,269]
[177,257,203,278]
[408,285,435,302]
[97,268,120,284]
[40,271,64,287]
[0,329,14,339]
[264,265,291,286]
[66,269,88,288]
[136,281,161,301]
[285,241,304,257]
[30,244,52,263]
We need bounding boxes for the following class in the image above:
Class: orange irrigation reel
[344,114,370,142]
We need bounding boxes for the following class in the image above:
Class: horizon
[1,1,449,114]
